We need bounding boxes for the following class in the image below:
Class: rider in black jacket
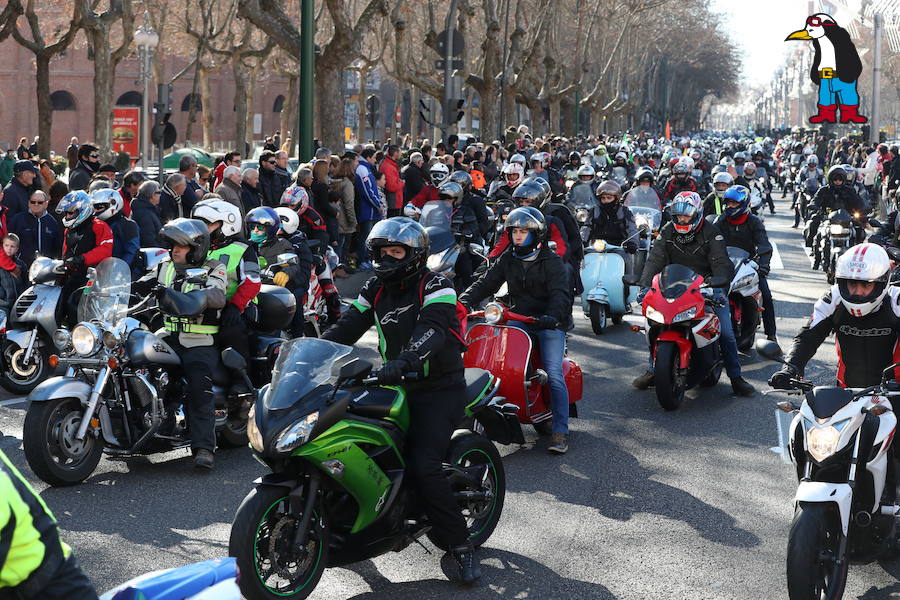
[712,185,777,341]
[321,217,480,585]
[806,165,868,247]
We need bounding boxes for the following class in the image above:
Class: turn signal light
[107,357,119,370]
[48,355,59,368]
[870,405,891,416]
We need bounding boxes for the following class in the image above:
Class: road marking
[770,242,783,270]
[0,398,27,408]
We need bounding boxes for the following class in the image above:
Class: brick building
[0,36,292,156]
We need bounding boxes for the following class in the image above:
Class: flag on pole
[665,121,671,140]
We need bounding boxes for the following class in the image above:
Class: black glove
[378,359,408,385]
[768,369,795,390]
[65,255,84,274]
[758,265,770,277]
[537,314,559,330]
[221,303,243,327]
[623,241,638,254]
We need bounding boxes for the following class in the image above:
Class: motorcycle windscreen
[464,324,531,413]
[630,206,662,231]
[266,338,352,410]
[726,246,750,270]
[420,200,452,230]
[77,257,131,325]
[657,264,698,300]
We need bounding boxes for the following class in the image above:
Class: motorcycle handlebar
[361,371,420,385]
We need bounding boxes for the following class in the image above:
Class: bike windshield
[420,200,452,231]
[611,166,628,182]
[625,186,661,211]
[727,246,750,268]
[658,264,698,300]
[265,338,353,410]
[77,257,131,326]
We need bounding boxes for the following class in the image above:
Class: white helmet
[835,243,891,317]
[90,188,122,221]
[274,206,300,235]
[191,198,242,238]
[576,164,595,179]
[679,156,695,171]
[510,153,527,166]
[502,162,524,187]
[429,162,449,184]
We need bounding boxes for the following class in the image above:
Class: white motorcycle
[759,340,900,600]
[726,247,762,352]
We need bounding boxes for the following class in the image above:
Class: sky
[709,0,814,86]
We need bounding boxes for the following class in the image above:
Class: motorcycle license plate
[772,409,794,465]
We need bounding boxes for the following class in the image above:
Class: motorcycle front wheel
[23,397,104,486]
[230,484,329,600]
[786,504,849,600]
[0,339,50,394]
[654,341,686,411]
[588,302,607,335]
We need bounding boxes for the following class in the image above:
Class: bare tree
[0,0,24,42]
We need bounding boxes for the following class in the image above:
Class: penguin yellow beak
[785,29,812,41]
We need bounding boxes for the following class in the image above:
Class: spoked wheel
[23,397,104,486]
[588,302,607,335]
[786,504,849,600]
[429,432,506,550]
[654,341,686,411]
[1,340,50,394]
[230,485,328,600]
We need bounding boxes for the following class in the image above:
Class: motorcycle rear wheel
[0,340,50,394]
[786,504,848,600]
[23,397,104,486]
[230,485,328,600]
[428,431,506,551]
[654,341,686,411]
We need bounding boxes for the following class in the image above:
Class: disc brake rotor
[55,411,90,459]
[268,514,315,581]
[8,347,38,378]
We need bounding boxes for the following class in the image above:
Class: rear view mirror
[185,268,208,285]
[276,253,298,266]
[754,339,783,361]
[222,347,247,371]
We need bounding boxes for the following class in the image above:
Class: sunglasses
[29,200,46,205]
[250,223,268,231]
[806,16,834,27]
[267,161,277,165]
[88,153,100,159]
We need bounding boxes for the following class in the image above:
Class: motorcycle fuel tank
[126,329,181,366]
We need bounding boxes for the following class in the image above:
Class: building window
[273,95,285,113]
[181,93,202,112]
[116,91,143,106]
[50,90,76,111]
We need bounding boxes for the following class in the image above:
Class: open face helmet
[835,243,891,317]
[191,198,242,246]
[159,218,211,267]
[274,206,300,235]
[246,206,281,245]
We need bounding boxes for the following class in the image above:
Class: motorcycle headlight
[71,323,101,356]
[575,208,589,223]
[672,306,697,322]
[53,328,71,351]
[635,215,650,230]
[733,275,755,290]
[645,305,664,323]
[483,302,504,324]
[807,424,841,462]
[829,224,849,236]
[592,239,607,252]
[247,404,264,452]
[275,411,319,453]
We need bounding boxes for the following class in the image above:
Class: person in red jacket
[379,145,405,217]
[661,161,698,205]
[57,190,113,324]
[213,151,242,190]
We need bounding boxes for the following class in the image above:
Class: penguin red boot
[808,104,837,123]
[839,104,867,123]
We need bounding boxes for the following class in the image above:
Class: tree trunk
[560,97,574,137]
[88,32,114,158]
[280,74,298,151]
[357,67,368,143]
[35,53,53,159]
[477,83,498,144]
[200,67,213,150]
[548,98,560,137]
[233,60,249,156]
[409,85,420,140]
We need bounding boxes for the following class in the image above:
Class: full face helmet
[669,191,704,236]
[835,243,891,317]
[502,162,524,187]
[742,161,757,176]
[246,206,281,245]
[504,206,547,259]
[510,180,545,207]
[576,164,596,182]
[712,171,734,197]
[595,180,622,207]
[280,185,310,214]
[437,181,465,207]
[723,185,751,219]
[635,167,655,184]
[827,165,847,186]
[159,218,211,267]
[191,198,242,247]
[448,170,473,191]
[274,206,300,235]
[90,188,122,221]
[57,190,94,228]
[429,162,450,184]
[365,217,430,284]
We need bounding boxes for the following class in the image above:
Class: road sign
[436,29,464,56]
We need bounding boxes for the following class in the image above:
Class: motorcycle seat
[464,368,493,402]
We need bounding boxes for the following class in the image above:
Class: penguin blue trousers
[818,77,859,106]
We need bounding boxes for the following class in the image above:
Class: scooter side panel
[464,324,536,421]
[581,252,628,313]
[795,481,853,535]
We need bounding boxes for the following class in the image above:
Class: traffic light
[452,99,465,124]
[365,95,380,130]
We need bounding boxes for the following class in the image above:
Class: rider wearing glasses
[67,144,101,192]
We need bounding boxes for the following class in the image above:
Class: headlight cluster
[275,411,319,453]
[53,328,72,351]
[71,323,101,356]
[645,306,664,323]
[635,215,651,230]
[672,306,696,322]
[806,424,840,462]
[575,208,590,223]
[592,239,607,252]
[732,275,756,290]
[483,302,504,324]
[829,224,849,236]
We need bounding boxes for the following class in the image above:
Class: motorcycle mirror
[622,274,640,286]
[869,219,882,229]
[886,247,900,262]
[276,252,298,266]
[221,347,247,371]
[337,357,373,381]
[754,339,784,362]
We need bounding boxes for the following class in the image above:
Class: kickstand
[412,536,432,555]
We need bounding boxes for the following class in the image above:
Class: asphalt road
[2,204,899,599]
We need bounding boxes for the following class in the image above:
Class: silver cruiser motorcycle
[23,257,292,486]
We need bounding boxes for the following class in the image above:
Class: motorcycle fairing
[691,314,720,349]
[655,331,693,369]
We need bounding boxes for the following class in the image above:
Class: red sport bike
[626,265,726,411]
[465,302,583,437]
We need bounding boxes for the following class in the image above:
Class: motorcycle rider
[792,156,824,228]
[246,206,301,288]
[562,151,583,180]
[633,191,756,396]
[447,170,491,241]
[488,162,524,205]
[735,162,771,216]
[487,180,569,261]
[90,188,139,272]
[567,164,598,207]
[57,190,113,325]
[0,448,98,598]
[661,161,698,206]
[806,165,868,249]
[703,172,735,216]
[623,167,662,209]
[321,217,481,584]
[141,219,226,469]
[190,198,261,361]
[273,207,314,336]
[460,207,573,454]
[712,185,777,342]
[591,180,638,256]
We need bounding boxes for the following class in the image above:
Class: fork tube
[75,366,110,441]
[847,428,863,488]
[22,328,37,366]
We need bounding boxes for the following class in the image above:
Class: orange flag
[665,121,671,140]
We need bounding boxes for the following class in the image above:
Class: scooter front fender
[795,481,852,536]
[655,331,693,369]
[5,328,37,350]
[584,284,609,304]
[27,376,92,404]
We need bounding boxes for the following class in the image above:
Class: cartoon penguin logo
[785,13,867,125]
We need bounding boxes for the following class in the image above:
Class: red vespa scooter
[465,302,583,436]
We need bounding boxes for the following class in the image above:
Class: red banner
[112,107,140,157]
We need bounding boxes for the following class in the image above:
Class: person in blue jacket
[90,188,139,270]
[8,190,62,267]
[354,148,384,271]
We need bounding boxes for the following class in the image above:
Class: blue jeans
[818,77,859,106]
[513,323,569,434]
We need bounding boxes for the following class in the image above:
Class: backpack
[374,273,468,349]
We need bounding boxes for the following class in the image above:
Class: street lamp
[134,12,159,168]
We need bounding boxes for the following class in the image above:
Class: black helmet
[365,217,430,284]
[448,170,472,191]
[437,181,465,207]
[159,218,210,267]
[568,151,581,162]
[635,167,655,183]
[511,180,546,207]
[827,165,847,186]
[504,207,547,259]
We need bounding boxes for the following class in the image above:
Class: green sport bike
[228,338,521,600]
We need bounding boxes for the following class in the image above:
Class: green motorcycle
[228,338,520,600]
